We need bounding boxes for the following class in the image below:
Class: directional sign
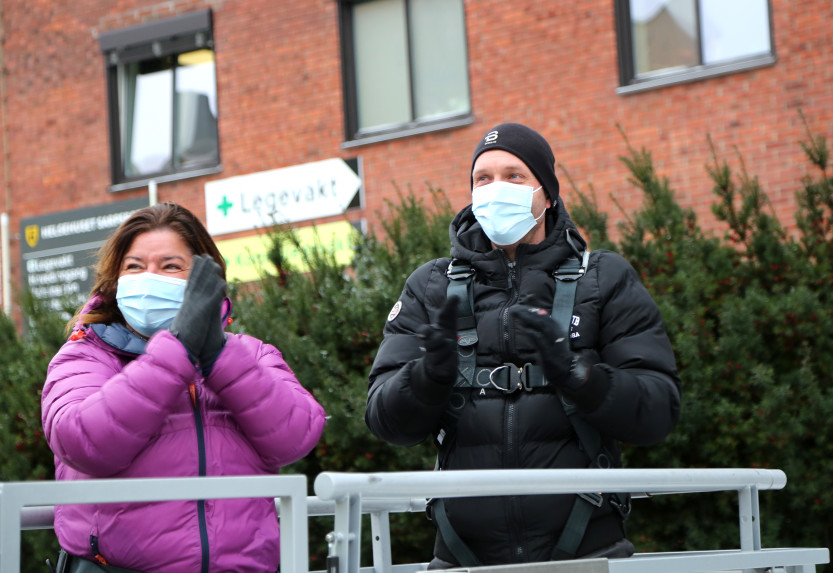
[205,158,362,236]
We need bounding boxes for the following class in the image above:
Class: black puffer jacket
[366,202,681,565]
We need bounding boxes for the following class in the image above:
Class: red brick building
[0,0,830,321]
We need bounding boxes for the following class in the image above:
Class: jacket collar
[89,322,148,356]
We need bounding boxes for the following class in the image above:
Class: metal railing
[0,475,308,573]
[2,469,830,573]
[313,468,830,573]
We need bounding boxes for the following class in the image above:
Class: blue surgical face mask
[471,181,545,246]
[116,273,187,337]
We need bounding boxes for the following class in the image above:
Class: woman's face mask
[471,181,545,246]
[116,272,187,337]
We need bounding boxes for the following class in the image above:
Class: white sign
[205,158,361,236]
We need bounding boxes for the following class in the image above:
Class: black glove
[416,295,459,385]
[510,305,586,391]
[170,254,227,372]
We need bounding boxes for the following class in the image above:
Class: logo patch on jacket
[387,301,403,322]
[571,315,581,338]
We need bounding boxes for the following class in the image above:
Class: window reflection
[175,50,219,170]
[700,0,771,63]
[119,50,218,178]
[631,0,698,76]
[121,58,173,177]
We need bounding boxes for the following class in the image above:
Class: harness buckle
[485,363,548,393]
[519,363,548,391]
[447,261,475,281]
[610,494,632,519]
[554,250,590,282]
[488,364,523,393]
[578,492,604,507]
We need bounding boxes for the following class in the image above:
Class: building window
[615,0,775,93]
[339,0,471,144]
[99,10,220,189]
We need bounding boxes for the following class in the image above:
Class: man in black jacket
[366,122,681,568]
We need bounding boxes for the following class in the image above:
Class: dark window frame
[99,9,222,191]
[614,0,776,95]
[337,0,473,146]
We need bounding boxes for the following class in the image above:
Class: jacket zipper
[501,260,518,353]
[501,256,527,560]
[190,382,210,573]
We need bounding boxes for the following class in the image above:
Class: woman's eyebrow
[122,254,188,263]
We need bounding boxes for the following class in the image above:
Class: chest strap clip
[466,363,549,393]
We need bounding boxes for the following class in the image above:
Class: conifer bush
[0,294,67,572]
[569,118,833,560]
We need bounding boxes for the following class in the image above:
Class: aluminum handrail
[312,468,829,573]
[18,496,429,530]
[0,475,308,573]
[313,468,787,500]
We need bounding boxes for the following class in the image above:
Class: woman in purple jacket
[41,202,326,573]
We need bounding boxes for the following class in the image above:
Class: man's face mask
[471,181,545,246]
[116,272,187,337]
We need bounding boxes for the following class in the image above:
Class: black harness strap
[435,248,629,564]
[431,499,482,567]
[550,249,604,560]
[551,251,587,329]
[446,259,477,389]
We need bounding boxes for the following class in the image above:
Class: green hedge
[0,294,67,571]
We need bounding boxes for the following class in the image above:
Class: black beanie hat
[471,123,560,203]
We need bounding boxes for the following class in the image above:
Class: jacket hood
[449,200,587,269]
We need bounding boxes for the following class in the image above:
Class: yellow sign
[215,221,357,283]
[25,224,39,248]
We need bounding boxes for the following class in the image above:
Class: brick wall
[1,0,831,320]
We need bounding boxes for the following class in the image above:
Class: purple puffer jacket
[42,307,326,573]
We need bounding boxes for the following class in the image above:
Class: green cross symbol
[217,196,233,216]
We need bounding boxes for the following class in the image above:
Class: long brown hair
[66,202,226,334]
